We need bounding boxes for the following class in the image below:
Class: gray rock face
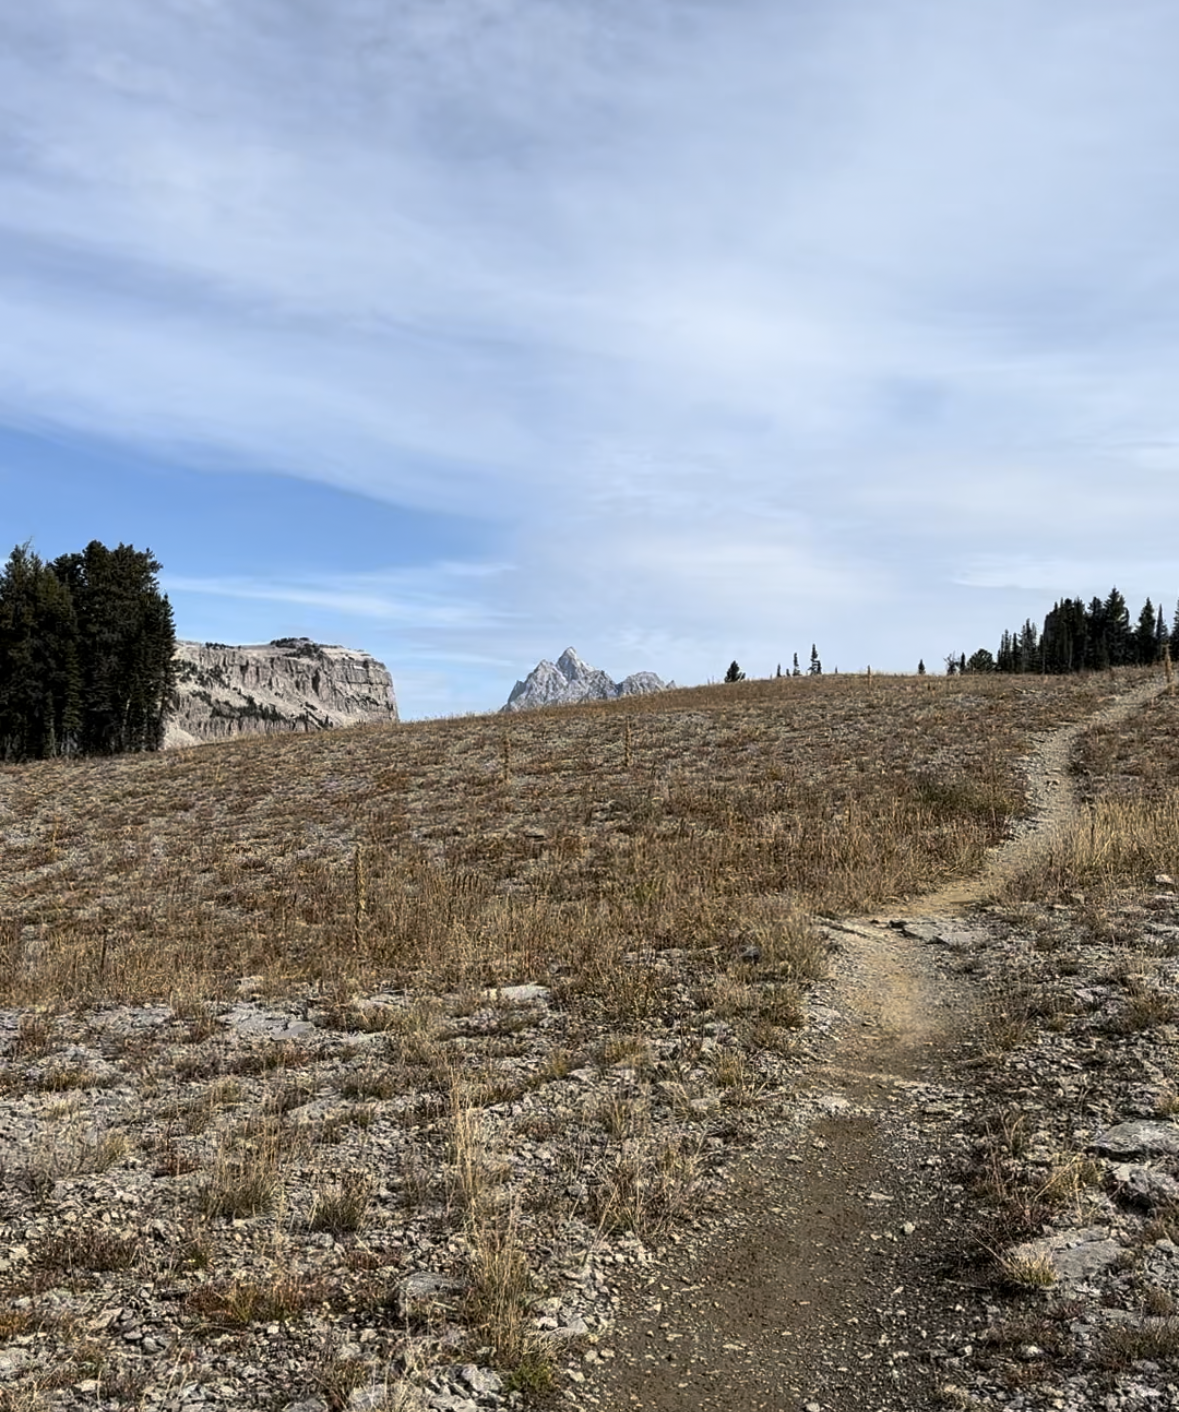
[166,638,398,747]
[1008,1227,1124,1285]
[503,647,672,713]
[1091,1121,1179,1158]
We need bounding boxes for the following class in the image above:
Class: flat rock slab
[484,984,551,1005]
[1112,1164,1179,1207]
[888,919,976,948]
[1091,1120,1179,1157]
[1010,1227,1124,1284]
[396,1272,469,1317]
[219,1005,317,1041]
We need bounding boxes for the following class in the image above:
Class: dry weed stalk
[352,841,367,952]
[463,1198,551,1383]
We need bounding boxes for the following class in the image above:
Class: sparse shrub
[34,1227,140,1274]
[998,1250,1057,1290]
[588,1134,705,1237]
[308,1172,375,1236]
[12,1011,53,1058]
[1108,986,1179,1033]
[198,1124,282,1219]
[1100,1317,1179,1367]
[1038,1155,1103,1212]
[186,1272,320,1327]
[1144,1285,1178,1317]
[339,1068,398,1101]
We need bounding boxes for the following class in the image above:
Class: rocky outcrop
[503,647,673,713]
[165,638,398,747]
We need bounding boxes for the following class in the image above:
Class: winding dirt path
[907,675,1166,916]
[564,676,1167,1412]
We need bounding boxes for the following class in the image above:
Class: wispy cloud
[165,565,513,631]
[4,1,1179,713]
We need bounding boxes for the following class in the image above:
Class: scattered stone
[1112,1164,1179,1208]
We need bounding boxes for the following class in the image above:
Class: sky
[2,1,1178,717]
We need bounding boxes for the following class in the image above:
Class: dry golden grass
[0,670,1150,1011]
[0,667,1168,1403]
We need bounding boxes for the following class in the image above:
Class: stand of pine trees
[0,541,176,760]
[969,587,1174,675]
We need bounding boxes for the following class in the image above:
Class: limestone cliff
[503,647,673,712]
[165,639,398,747]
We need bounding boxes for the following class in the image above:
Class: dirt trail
[566,677,1167,1412]
[907,675,1166,916]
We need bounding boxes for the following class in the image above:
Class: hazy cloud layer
[3,1,1178,713]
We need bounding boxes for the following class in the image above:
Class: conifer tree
[1135,598,1159,665]
[791,652,801,677]
[51,542,176,754]
[1017,619,1040,673]
[808,645,822,675]
[0,540,175,760]
[1103,587,1131,666]
[724,660,745,683]
[0,545,81,760]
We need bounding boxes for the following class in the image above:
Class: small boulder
[1091,1121,1179,1158]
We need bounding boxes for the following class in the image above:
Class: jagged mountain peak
[556,646,588,679]
[504,648,673,713]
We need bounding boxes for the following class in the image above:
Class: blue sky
[2,1,1178,717]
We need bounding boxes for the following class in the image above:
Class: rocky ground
[5,887,1179,1412]
[0,929,857,1412]
[3,678,1177,1411]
